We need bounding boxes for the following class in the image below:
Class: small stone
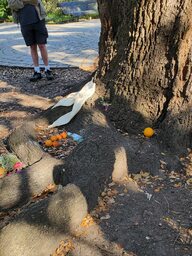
[108,198,115,204]
[100,214,110,220]
[101,192,106,197]
[108,182,115,187]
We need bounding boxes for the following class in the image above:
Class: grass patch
[47,13,77,24]
[46,8,99,24]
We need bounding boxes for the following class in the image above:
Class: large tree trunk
[1,2,191,253]
[97,0,192,152]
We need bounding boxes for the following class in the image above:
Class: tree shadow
[0,92,188,256]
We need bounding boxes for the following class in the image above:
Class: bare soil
[0,67,192,256]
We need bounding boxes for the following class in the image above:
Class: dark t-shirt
[18,4,39,26]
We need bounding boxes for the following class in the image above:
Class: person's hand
[22,0,38,5]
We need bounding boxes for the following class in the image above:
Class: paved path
[0,19,100,69]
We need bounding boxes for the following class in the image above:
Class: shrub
[0,0,11,20]
[42,0,61,14]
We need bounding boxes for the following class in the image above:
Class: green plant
[0,0,11,20]
[43,0,99,24]
[42,0,59,14]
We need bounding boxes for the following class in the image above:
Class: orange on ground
[0,167,6,177]
[52,141,60,147]
[44,140,53,147]
[50,135,58,141]
[60,131,67,139]
[143,127,154,138]
[56,134,63,140]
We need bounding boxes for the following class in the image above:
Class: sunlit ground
[0,20,100,68]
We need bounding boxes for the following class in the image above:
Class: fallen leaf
[154,187,161,192]
[51,240,74,256]
[186,178,192,186]
[81,214,95,227]
[141,171,150,178]
[173,183,182,188]
[133,174,142,181]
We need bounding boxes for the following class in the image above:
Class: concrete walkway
[0,19,100,69]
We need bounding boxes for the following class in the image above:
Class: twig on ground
[163,194,170,213]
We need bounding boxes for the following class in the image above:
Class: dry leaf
[133,174,142,181]
[51,240,74,256]
[81,214,95,227]
[154,187,161,192]
[141,171,150,178]
[173,183,182,188]
[186,178,192,186]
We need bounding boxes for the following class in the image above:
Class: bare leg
[38,43,53,80]
[30,44,39,67]
[38,44,49,66]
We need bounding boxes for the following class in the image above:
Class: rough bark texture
[97,0,192,152]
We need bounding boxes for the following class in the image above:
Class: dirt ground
[0,67,192,256]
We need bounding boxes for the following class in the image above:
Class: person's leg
[29,44,42,81]
[20,24,41,81]
[38,44,48,67]
[30,44,40,68]
[35,20,54,80]
[38,43,53,80]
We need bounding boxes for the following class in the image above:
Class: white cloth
[49,79,95,128]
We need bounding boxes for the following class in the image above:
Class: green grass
[0,6,99,24]
[46,11,99,24]
[46,13,77,23]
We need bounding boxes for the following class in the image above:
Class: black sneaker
[45,70,54,80]
[30,72,42,82]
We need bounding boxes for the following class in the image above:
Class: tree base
[0,86,184,255]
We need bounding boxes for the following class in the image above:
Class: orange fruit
[60,131,67,139]
[143,127,154,138]
[44,139,53,147]
[0,167,7,177]
[52,141,60,147]
[50,135,58,141]
[56,134,63,140]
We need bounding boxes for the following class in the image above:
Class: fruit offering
[143,127,154,138]
[36,128,77,160]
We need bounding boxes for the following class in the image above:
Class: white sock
[45,65,50,72]
[34,66,40,73]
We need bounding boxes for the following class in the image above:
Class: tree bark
[97,0,192,152]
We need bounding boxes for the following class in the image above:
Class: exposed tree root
[0,84,183,256]
[0,183,128,255]
[0,92,131,255]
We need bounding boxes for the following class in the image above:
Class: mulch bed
[36,127,78,160]
[0,66,91,139]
